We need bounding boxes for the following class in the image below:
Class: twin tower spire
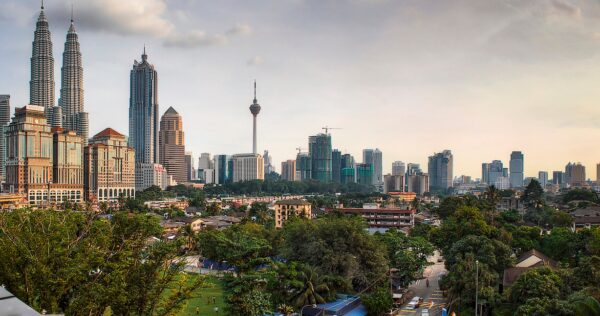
[30,1,88,144]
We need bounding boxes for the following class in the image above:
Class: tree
[435,195,482,219]
[376,229,434,287]
[223,274,272,316]
[522,179,545,209]
[280,215,388,291]
[483,185,501,210]
[562,188,599,204]
[362,287,393,316]
[430,206,492,253]
[197,223,272,274]
[289,265,331,307]
[0,209,205,315]
[541,227,581,263]
[509,267,563,305]
[514,298,574,316]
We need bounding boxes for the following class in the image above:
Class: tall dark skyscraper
[59,11,89,144]
[332,149,341,183]
[0,95,10,182]
[509,151,524,188]
[129,48,159,164]
[30,3,55,111]
[428,150,453,191]
[309,133,332,182]
[249,81,261,154]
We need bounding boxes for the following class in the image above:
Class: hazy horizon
[2,0,600,179]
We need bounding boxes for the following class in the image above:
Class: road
[398,252,447,316]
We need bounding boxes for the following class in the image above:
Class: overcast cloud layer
[1,0,600,178]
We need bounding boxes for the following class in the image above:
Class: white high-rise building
[363,148,383,189]
[232,153,264,182]
[392,161,406,176]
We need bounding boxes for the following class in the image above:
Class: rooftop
[275,199,311,206]
[94,128,125,138]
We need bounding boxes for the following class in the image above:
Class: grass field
[169,273,226,316]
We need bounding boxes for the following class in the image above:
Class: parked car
[406,297,421,309]
[422,308,429,316]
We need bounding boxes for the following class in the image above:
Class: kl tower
[249,80,261,154]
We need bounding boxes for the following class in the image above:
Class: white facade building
[232,153,264,182]
[135,163,174,191]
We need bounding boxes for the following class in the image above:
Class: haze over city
[2,0,600,177]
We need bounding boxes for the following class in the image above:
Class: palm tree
[484,185,500,210]
[291,265,330,307]
[180,224,196,250]
[278,304,294,316]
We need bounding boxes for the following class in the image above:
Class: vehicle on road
[406,297,421,309]
[421,308,429,316]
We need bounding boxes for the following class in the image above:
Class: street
[399,252,447,316]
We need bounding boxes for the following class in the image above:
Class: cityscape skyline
[2,1,600,178]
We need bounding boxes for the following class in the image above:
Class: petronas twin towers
[29,3,88,144]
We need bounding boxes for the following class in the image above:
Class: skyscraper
[340,154,355,184]
[509,151,524,188]
[363,148,383,188]
[356,163,373,186]
[295,152,311,181]
[332,149,341,183]
[214,154,232,184]
[249,81,261,154]
[84,128,135,202]
[159,107,186,183]
[483,160,504,185]
[30,3,55,112]
[232,153,264,182]
[59,12,89,144]
[309,133,332,182]
[427,150,453,191]
[538,171,548,187]
[566,162,586,187]
[392,161,406,176]
[552,171,564,185]
[263,150,274,176]
[184,152,195,182]
[4,105,52,196]
[129,48,159,164]
[0,95,10,182]
[281,160,296,181]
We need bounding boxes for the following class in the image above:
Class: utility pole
[475,260,479,316]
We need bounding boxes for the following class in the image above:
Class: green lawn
[174,274,226,316]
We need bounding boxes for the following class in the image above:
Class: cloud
[247,56,264,66]
[550,0,582,19]
[40,0,250,48]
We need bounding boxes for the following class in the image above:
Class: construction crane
[322,126,341,135]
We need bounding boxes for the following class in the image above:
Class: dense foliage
[0,209,206,315]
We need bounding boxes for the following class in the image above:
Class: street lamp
[475,260,479,316]
[300,304,316,316]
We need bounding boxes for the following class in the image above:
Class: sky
[2,0,600,179]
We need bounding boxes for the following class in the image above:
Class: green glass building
[309,133,332,182]
[296,152,311,181]
[356,163,373,186]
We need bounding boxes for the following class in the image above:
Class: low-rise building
[503,249,557,289]
[135,162,174,191]
[332,205,415,232]
[273,199,312,228]
[570,206,600,231]
[144,198,189,210]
